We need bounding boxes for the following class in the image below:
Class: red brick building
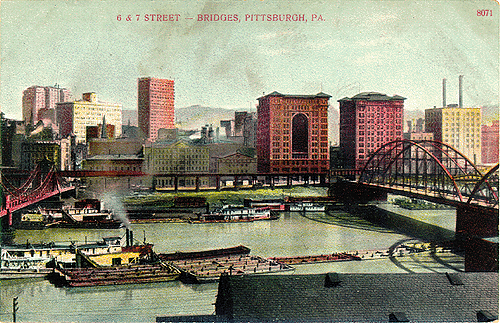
[257,91,330,174]
[138,77,175,142]
[339,92,405,169]
[481,120,499,165]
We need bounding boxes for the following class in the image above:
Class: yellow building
[216,152,257,174]
[57,92,122,143]
[425,106,482,164]
[143,139,210,188]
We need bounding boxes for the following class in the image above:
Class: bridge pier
[455,204,499,272]
[0,211,14,245]
[456,204,498,239]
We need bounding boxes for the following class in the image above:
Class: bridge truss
[359,139,498,208]
[0,163,75,221]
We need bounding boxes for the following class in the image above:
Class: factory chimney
[458,75,463,108]
[442,78,447,107]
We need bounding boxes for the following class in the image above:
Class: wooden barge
[268,252,361,265]
[53,263,180,287]
[159,245,250,261]
[158,246,294,283]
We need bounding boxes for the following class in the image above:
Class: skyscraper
[22,85,73,125]
[339,92,405,169]
[256,91,331,174]
[138,77,175,142]
[425,106,482,163]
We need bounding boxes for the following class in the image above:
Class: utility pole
[13,297,19,322]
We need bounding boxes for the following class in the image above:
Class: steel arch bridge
[358,139,498,209]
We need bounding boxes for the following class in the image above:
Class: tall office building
[257,91,331,174]
[425,106,482,163]
[138,77,175,142]
[481,120,499,165]
[22,85,73,125]
[57,92,122,143]
[339,92,405,169]
[425,76,482,164]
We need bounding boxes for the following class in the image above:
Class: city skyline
[1,0,498,121]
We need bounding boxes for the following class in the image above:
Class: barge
[158,246,293,283]
[53,263,180,287]
[268,252,361,265]
[159,245,250,261]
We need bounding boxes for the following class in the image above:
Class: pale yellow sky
[1,0,498,118]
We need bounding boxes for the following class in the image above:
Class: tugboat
[194,205,278,223]
[50,229,180,287]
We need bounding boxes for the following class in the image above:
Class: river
[0,202,462,322]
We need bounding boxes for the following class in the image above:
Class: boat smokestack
[459,75,463,108]
[126,228,132,247]
[442,78,447,107]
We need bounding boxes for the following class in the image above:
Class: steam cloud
[102,192,131,229]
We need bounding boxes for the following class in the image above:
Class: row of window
[153,166,209,172]
[272,154,328,160]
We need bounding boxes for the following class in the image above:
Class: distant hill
[124,105,341,143]
[175,105,239,130]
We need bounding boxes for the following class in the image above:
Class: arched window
[292,113,308,158]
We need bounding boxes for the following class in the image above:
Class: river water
[0,203,462,322]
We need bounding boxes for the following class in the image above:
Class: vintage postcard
[0,0,498,322]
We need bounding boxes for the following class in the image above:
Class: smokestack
[459,75,463,108]
[442,78,447,107]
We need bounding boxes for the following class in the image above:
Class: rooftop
[339,92,406,102]
[214,272,498,322]
[258,91,331,100]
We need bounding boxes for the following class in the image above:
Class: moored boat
[19,199,122,229]
[268,252,362,265]
[53,263,180,287]
[159,245,251,261]
[158,246,294,284]
[0,243,74,279]
[193,205,278,223]
[289,202,326,212]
